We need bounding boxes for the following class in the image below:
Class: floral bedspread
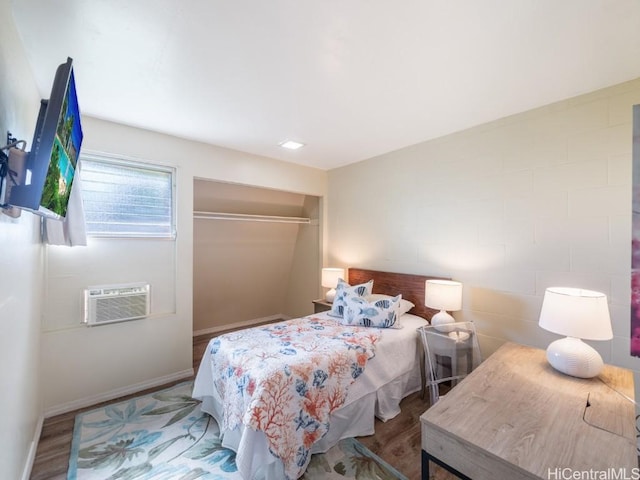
[208,316,380,480]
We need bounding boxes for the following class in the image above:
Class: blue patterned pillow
[328,278,374,318]
[366,294,415,317]
[343,293,402,328]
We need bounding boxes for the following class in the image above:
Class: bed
[192,268,441,480]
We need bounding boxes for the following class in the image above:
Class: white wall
[0,2,45,478]
[328,78,640,380]
[42,116,327,413]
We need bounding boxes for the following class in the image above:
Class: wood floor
[30,331,454,480]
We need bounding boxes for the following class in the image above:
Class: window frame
[79,152,177,239]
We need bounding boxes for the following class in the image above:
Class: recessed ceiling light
[279,140,305,150]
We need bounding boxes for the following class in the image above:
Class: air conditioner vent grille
[96,296,148,322]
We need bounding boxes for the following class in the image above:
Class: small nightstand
[312,299,332,313]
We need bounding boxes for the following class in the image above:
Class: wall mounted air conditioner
[83,283,150,326]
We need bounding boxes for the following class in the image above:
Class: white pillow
[343,293,402,329]
[329,278,374,318]
[366,293,414,316]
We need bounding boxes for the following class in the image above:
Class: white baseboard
[193,314,288,337]
[43,369,194,418]
[21,413,44,480]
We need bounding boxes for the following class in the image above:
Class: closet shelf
[193,211,311,224]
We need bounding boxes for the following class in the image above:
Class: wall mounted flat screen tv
[8,57,83,219]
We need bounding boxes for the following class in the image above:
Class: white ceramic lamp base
[431,310,455,332]
[545,336,604,379]
[325,288,336,303]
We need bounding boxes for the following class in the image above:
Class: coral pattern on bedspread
[209,316,380,480]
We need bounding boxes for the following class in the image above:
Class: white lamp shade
[321,268,345,289]
[425,280,462,311]
[538,287,612,341]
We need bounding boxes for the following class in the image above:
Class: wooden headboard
[348,268,447,320]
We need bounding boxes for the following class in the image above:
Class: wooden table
[421,342,637,479]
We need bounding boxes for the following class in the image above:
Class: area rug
[68,381,407,480]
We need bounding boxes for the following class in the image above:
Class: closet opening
[193,179,321,336]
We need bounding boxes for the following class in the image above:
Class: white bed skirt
[197,367,420,480]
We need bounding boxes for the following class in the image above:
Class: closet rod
[193,211,311,224]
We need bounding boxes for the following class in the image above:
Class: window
[80,154,175,238]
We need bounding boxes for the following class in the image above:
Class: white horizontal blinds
[80,156,175,238]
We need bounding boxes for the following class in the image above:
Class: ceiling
[10,0,640,170]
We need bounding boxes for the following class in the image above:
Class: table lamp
[538,287,613,378]
[321,267,345,302]
[425,279,463,330]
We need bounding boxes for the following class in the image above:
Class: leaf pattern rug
[68,381,407,480]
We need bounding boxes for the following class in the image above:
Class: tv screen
[8,57,83,219]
